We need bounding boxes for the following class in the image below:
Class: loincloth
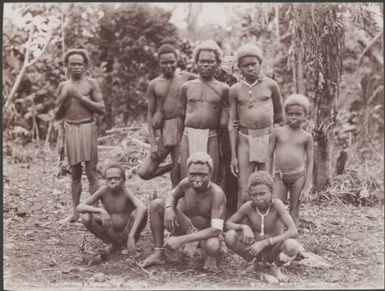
[239,126,271,163]
[162,117,182,147]
[64,118,96,166]
[183,127,217,156]
[275,167,305,184]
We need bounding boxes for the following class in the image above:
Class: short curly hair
[235,44,263,66]
[187,151,213,173]
[247,171,274,192]
[193,40,223,64]
[64,48,90,67]
[284,94,310,114]
[157,43,177,60]
[103,162,126,181]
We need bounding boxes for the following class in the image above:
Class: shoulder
[302,129,313,139]
[86,77,99,87]
[149,76,163,86]
[263,77,278,88]
[272,126,285,136]
[176,177,190,191]
[229,82,242,94]
[272,198,286,212]
[179,70,198,80]
[97,186,109,197]
[181,79,198,89]
[211,183,226,198]
[239,201,253,213]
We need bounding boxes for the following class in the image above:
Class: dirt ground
[3,154,384,290]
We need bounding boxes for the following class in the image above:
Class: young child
[266,94,314,228]
[228,44,284,208]
[225,171,299,281]
[77,162,148,255]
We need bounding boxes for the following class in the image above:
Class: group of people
[55,40,314,279]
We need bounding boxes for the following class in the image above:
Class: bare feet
[104,244,120,254]
[139,250,166,268]
[60,212,79,224]
[266,263,289,282]
[203,256,217,272]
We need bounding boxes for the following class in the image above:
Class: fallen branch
[357,31,383,67]
[128,256,152,277]
[97,134,115,142]
[132,138,150,149]
[98,145,116,150]
[105,127,141,134]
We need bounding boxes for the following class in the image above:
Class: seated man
[139,151,227,271]
[77,162,148,255]
[224,171,299,281]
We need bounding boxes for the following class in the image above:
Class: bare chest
[247,210,282,235]
[277,131,307,147]
[186,84,222,105]
[182,190,212,217]
[102,193,134,214]
[237,84,272,107]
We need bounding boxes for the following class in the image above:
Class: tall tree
[288,4,345,190]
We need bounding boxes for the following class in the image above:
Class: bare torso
[274,127,310,172]
[244,200,284,240]
[179,182,224,230]
[63,79,94,121]
[152,72,196,119]
[233,79,276,129]
[183,79,226,129]
[100,188,135,232]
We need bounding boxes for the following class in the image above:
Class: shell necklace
[255,202,272,236]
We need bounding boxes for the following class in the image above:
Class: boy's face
[159,52,177,78]
[68,54,86,78]
[188,163,211,192]
[197,50,218,78]
[105,168,124,192]
[286,105,306,129]
[239,56,261,81]
[248,184,272,208]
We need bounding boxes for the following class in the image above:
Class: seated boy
[76,162,148,255]
[224,171,299,281]
[266,94,314,227]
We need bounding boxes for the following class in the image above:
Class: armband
[165,205,173,209]
[211,218,224,231]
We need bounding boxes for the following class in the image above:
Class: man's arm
[228,86,239,176]
[146,82,157,149]
[179,84,188,125]
[265,199,298,246]
[164,179,187,234]
[76,187,106,214]
[269,79,284,125]
[301,133,314,199]
[219,85,230,130]
[176,189,227,244]
[225,203,249,231]
[70,78,105,115]
[125,190,147,239]
[266,129,278,175]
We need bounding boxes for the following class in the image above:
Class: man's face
[159,52,177,78]
[188,163,211,191]
[197,50,218,78]
[105,168,124,192]
[286,105,306,129]
[248,184,272,208]
[239,56,261,81]
[68,54,86,78]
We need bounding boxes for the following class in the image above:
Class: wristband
[165,205,173,208]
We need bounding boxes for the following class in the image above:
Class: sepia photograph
[3,2,384,290]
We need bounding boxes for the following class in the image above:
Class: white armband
[211,218,224,231]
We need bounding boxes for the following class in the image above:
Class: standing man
[139,152,227,271]
[55,48,105,223]
[228,44,284,208]
[138,44,197,187]
[179,40,229,184]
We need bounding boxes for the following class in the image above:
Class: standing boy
[228,44,284,208]
[179,40,229,183]
[266,94,314,227]
[77,162,147,255]
[138,44,197,187]
[56,49,106,222]
[225,171,299,281]
[139,152,227,271]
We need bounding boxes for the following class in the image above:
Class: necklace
[255,202,272,236]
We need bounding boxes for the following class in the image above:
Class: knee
[137,167,150,180]
[282,239,299,256]
[203,238,221,256]
[79,213,91,225]
[224,230,239,247]
[149,198,164,213]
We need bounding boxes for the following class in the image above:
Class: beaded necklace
[255,201,272,236]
